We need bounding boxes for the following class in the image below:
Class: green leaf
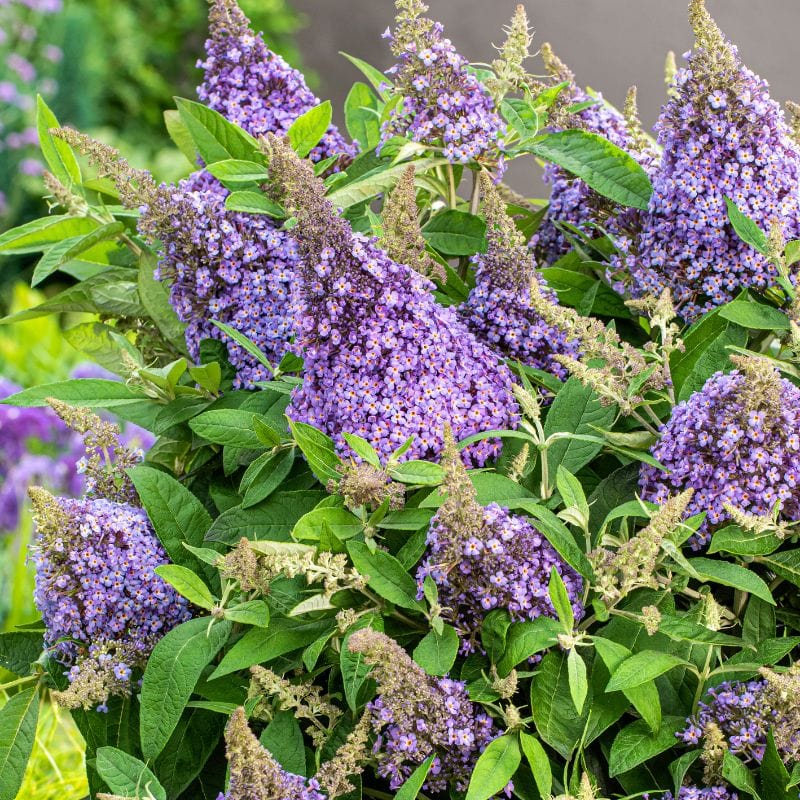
[722,750,762,799]
[413,624,459,676]
[567,648,588,714]
[31,222,125,286]
[347,541,422,611]
[128,466,212,575]
[205,159,269,184]
[140,618,231,761]
[388,460,444,486]
[543,377,615,476]
[0,687,39,800]
[345,82,381,151]
[189,409,264,449]
[687,558,775,605]
[465,733,520,800]
[677,323,747,402]
[164,109,198,165]
[175,97,259,164]
[341,432,381,467]
[529,130,653,210]
[260,711,306,776]
[2,378,147,409]
[340,52,392,99]
[96,746,167,800]
[224,190,286,217]
[0,215,99,255]
[294,507,364,542]
[210,618,333,679]
[725,196,769,255]
[288,420,342,484]
[341,616,383,711]
[210,319,276,373]
[670,751,701,796]
[288,101,333,158]
[224,600,270,628]
[757,550,800,588]
[531,651,586,758]
[241,449,295,509]
[709,525,781,556]
[395,755,435,800]
[761,731,791,799]
[520,732,552,799]
[496,617,561,676]
[718,299,789,331]
[37,95,81,186]
[155,565,215,610]
[422,210,487,256]
[606,651,688,692]
[0,632,44,676]
[608,716,684,777]
[549,567,575,632]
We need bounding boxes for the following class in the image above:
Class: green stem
[469,169,481,216]
[446,164,457,209]
[0,674,38,693]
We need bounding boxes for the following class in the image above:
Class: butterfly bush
[381,0,505,169]
[656,789,738,800]
[532,44,637,264]
[417,428,583,651]
[611,0,800,322]
[640,358,800,547]
[348,628,506,795]
[266,134,518,464]
[31,491,191,710]
[462,173,579,380]
[198,0,355,164]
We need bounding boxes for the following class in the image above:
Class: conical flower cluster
[416,428,583,651]
[265,135,519,465]
[462,173,579,380]
[381,0,504,168]
[614,0,800,322]
[654,789,737,800]
[533,44,638,264]
[31,491,191,710]
[347,628,504,795]
[640,358,800,547]
[198,0,355,164]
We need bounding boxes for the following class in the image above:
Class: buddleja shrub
[1,0,800,799]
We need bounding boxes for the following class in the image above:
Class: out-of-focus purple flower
[611,0,800,322]
[6,53,36,82]
[0,82,14,103]
[43,45,62,63]
[31,493,191,709]
[197,0,355,165]
[19,158,43,176]
[267,136,519,465]
[381,1,504,169]
[640,360,800,547]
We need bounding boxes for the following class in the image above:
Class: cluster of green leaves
[0,42,798,800]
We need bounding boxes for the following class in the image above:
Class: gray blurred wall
[292,0,800,193]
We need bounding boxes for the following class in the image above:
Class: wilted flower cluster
[266,135,519,464]
[30,491,191,709]
[532,44,635,264]
[462,173,579,380]
[417,428,583,650]
[640,359,800,546]
[348,628,505,795]
[612,0,800,322]
[198,0,354,164]
[381,0,505,167]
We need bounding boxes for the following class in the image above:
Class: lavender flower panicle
[30,489,191,710]
[462,173,579,380]
[199,0,355,165]
[416,427,583,651]
[640,358,800,547]
[347,628,507,795]
[649,789,737,800]
[265,134,519,465]
[611,0,800,322]
[532,43,636,264]
[381,0,505,169]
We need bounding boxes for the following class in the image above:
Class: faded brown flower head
[333,461,405,511]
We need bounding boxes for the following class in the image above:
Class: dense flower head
[640,360,800,546]
[265,135,519,464]
[30,492,191,709]
[533,43,636,264]
[198,0,355,164]
[417,427,583,650]
[381,0,505,168]
[150,169,299,388]
[348,628,506,795]
[462,173,579,380]
[611,0,800,322]
[652,789,737,800]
